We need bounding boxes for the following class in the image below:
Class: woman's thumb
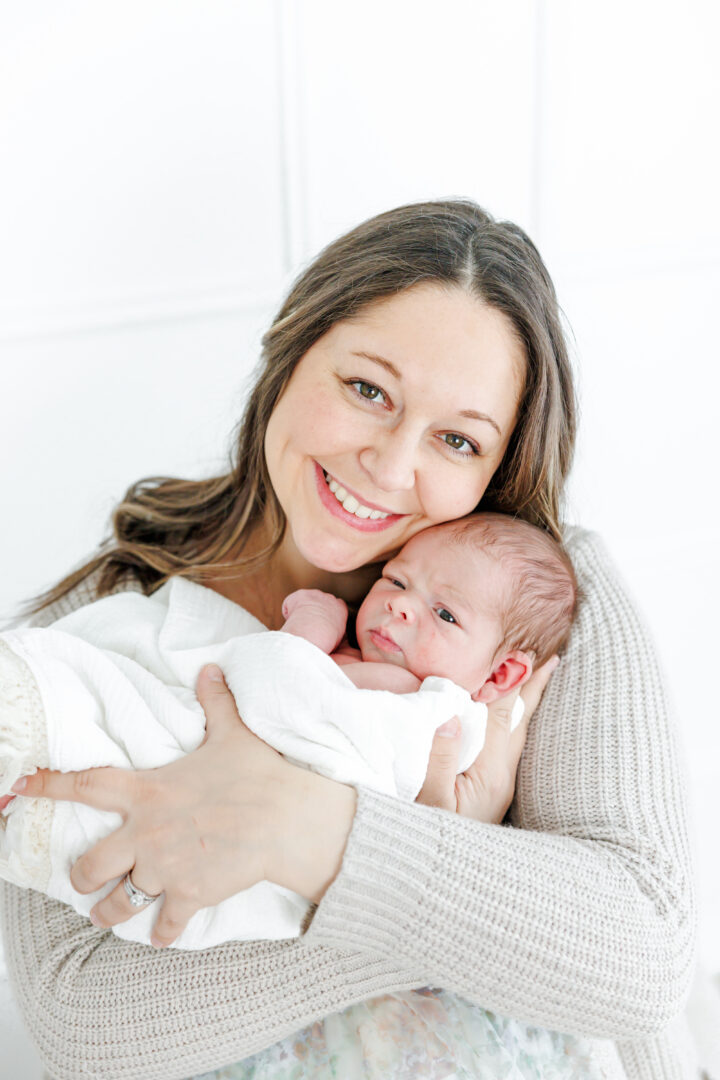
[196,663,243,743]
[415,717,462,810]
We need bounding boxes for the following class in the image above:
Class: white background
[1,2,719,1073]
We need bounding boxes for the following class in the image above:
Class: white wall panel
[0,1,285,337]
[559,262,720,965]
[538,0,720,271]
[294,0,539,256]
[561,265,718,546]
[1,0,719,1011]
[0,305,275,621]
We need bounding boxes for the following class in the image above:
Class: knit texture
[0,530,698,1079]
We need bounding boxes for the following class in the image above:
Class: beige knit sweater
[0,529,698,1080]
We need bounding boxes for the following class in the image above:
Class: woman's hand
[10,665,356,946]
[416,656,559,821]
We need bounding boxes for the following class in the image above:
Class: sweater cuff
[302,785,448,957]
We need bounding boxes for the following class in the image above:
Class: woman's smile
[314,463,404,531]
[264,282,525,577]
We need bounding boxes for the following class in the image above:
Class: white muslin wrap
[0,578,521,947]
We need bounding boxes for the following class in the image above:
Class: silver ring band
[123,871,161,908]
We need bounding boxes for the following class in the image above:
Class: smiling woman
[1,200,695,1080]
[263,284,525,581]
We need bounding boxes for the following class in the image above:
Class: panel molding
[549,247,720,288]
[0,284,283,343]
[277,0,309,269]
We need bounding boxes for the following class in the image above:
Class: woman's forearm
[1,879,422,1080]
[272,764,357,905]
[2,769,689,1080]
[304,786,694,1039]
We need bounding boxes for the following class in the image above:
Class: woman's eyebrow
[351,351,501,436]
[458,409,501,436]
[350,351,402,379]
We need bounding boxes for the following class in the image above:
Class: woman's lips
[313,462,405,533]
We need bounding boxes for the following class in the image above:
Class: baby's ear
[472,650,534,704]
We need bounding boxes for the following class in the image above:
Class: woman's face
[264,283,525,575]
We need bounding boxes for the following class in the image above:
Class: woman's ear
[472,650,534,704]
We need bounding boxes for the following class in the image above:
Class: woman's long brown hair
[26,199,577,615]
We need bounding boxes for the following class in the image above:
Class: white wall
[1,0,718,1021]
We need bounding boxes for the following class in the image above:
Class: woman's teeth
[324,473,389,520]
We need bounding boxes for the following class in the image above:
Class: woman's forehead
[318,286,525,421]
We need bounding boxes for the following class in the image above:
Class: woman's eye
[349,380,386,404]
[436,608,457,624]
[441,433,478,456]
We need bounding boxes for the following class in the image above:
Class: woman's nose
[358,431,417,493]
[385,594,416,623]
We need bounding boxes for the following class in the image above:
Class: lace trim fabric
[0,637,53,890]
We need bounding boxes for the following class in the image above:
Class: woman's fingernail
[89,911,104,927]
[437,718,460,737]
[206,664,224,683]
[11,778,27,793]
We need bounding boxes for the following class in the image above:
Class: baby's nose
[386,595,416,623]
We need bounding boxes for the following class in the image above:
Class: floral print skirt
[191,987,607,1080]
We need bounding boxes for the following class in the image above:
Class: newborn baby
[283,513,572,704]
[0,513,577,946]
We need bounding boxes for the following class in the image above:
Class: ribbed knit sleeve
[0,531,697,1080]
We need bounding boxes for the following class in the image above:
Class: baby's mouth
[368,628,403,654]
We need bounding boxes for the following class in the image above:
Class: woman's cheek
[423,468,489,525]
[305,392,364,454]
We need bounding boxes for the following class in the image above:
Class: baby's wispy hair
[449,512,579,666]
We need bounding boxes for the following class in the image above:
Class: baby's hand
[282,589,348,625]
[281,589,348,653]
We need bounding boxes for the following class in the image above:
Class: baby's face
[355,526,506,698]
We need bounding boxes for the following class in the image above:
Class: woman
[2,201,695,1079]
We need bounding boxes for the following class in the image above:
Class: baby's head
[355,513,578,702]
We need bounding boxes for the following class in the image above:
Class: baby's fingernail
[205,664,224,683]
[11,778,27,793]
[437,718,460,737]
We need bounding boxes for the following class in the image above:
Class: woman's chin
[294,531,392,575]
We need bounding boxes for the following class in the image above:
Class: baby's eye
[440,433,479,456]
[385,576,405,589]
[436,608,457,624]
[349,380,386,404]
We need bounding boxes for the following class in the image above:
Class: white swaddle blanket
[0,578,521,947]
